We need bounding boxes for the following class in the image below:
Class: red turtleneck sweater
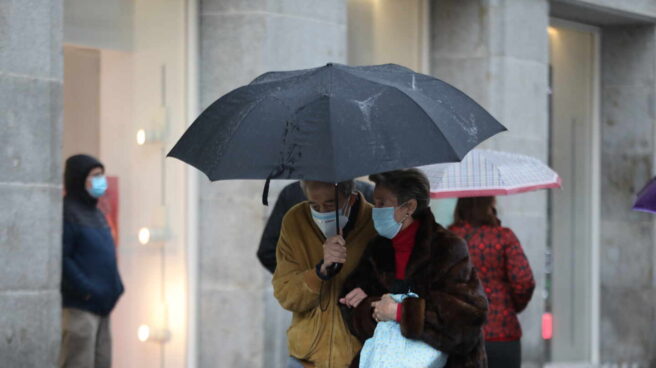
[392,220,420,322]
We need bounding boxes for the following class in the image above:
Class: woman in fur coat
[340,169,488,368]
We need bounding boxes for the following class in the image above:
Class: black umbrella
[169,62,505,274]
[169,63,506,203]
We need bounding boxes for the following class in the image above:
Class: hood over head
[64,154,104,206]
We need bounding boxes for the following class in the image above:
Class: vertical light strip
[184,0,200,367]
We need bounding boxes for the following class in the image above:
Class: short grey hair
[300,180,355,198]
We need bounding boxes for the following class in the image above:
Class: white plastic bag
[359,293,448,368]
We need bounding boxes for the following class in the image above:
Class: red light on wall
[542,312,553,340]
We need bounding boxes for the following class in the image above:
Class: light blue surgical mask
[372,203,407,239]
[87,175,108,198]
[311,200,350,239]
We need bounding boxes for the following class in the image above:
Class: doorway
[548,19,601,363]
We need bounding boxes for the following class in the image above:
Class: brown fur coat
[341,210,488,368]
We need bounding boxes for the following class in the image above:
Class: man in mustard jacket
[272,180,377,368]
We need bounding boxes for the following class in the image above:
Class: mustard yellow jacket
[272,194,376,368]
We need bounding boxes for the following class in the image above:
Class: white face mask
[311,197,352,238]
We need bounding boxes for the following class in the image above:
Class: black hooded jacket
[62,154,124,316]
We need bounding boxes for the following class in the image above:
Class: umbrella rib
[334,68,463,163]
[328,65,339,182]
[209,94,285,179]
[207,68,326,179]
[391,87,463,162]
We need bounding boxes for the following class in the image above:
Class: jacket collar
[370,209,438,284]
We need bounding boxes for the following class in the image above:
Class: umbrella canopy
[168,63,506,186]
[633,177,656,214]
[420,149,561,199]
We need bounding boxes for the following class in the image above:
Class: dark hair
[369,168,430,218]
[453,196,500,227]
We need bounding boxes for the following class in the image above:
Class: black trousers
[485,340,521,368]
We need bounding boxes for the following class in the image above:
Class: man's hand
[371,294,398,322]
[339,288,367,308]
[320,235,347,276]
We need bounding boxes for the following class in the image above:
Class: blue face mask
[372,204,407,239]
[87,175,108,198]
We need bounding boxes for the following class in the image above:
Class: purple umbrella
[633,177,656,213]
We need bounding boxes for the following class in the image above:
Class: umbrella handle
[328,183,344,275]
[328,262,343,274]
[335,183,340,230]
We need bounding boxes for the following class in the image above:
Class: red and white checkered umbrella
[419,149,561,199]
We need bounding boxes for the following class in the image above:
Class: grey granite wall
[197,1,346,366]
[0,0,64,367]
[600,24,656,367]
[431,1,550,366]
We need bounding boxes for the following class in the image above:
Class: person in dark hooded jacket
[59,154,124,368]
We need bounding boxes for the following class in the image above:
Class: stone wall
[600,24,656,366]
[197,1,347,366]
[0,0,64,367]
[431,1,550,366]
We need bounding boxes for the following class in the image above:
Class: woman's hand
[371,294,398,322]
[339,288,368,308]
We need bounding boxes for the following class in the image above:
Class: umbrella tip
[326,62,333,67]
